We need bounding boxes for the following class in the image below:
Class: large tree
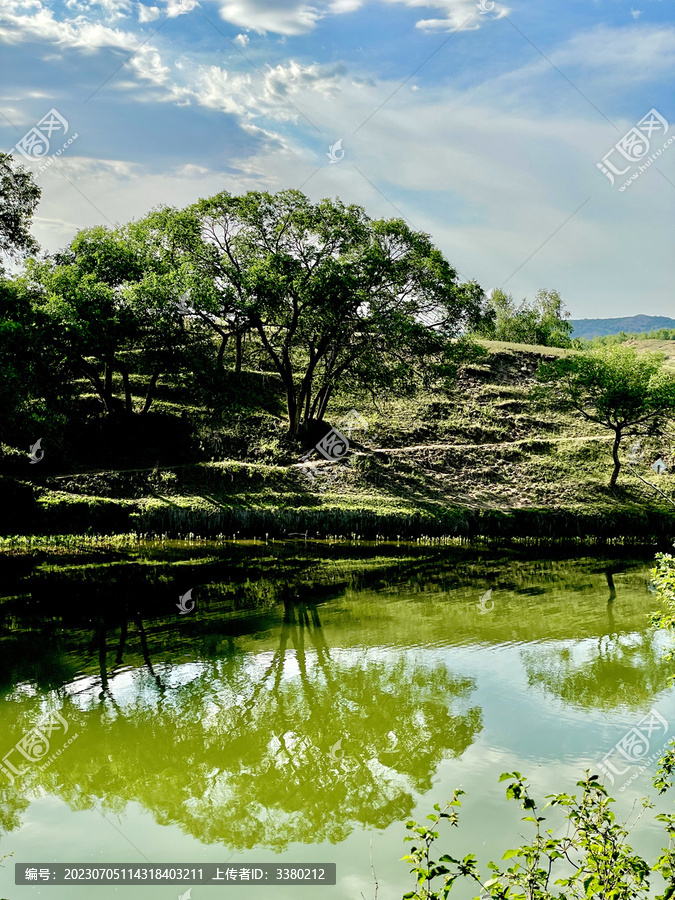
[186,189,487,437]
[538,345,675,487]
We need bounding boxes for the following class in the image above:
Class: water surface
[0,543,673,898]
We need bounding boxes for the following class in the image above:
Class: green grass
[4,341,675,541]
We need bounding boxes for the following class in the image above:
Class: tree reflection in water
[521,581,671,714]
[0,599,482,851]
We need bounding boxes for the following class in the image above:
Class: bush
[399,766,675,899]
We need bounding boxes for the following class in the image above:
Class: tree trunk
[216,334,228,369]
[103,360,115,412]
[609,427,622,488]
[80,360,108,411]
[115,616,128,666]
[303,377,313,424]
[317,385,333,422]
[141,370,160,415]
[121,366,133,414]
[286,388,301,437]
[104,361,113,398]
[235,332,243,375]
[96,618,108,694]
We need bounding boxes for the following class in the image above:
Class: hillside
[5,340,675,544]
[570,315,675,339]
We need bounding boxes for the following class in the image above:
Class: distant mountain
[570,315,675,340]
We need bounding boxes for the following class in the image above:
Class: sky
[0,0,673,319]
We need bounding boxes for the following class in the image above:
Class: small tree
[538,345,675,488]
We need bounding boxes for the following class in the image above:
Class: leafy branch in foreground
[400,752,675,900]
[652,554,675,632]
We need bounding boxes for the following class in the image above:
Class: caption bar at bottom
[16,863,336,885]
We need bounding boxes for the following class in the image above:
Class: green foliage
[539,345,675,427]
[0,274,76,451]
[651,553,675,632]
[401,795,465,899]
[0,153,40,269]
[0,276,34,437]
[475,288,573,349]
[401,763,675,900]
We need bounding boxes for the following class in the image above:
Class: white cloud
[127,46,170,82]
[389,0,510,32]
[212,0,507,35]
[0,0,509,57]
[155,58,372,131]
[138,3,161,20]
[0,1,139,51]
[64,0,133,20]
[0,0,175,95]
[172,162,211,176]
[329,0,363,10]
[216,0,323,35]
[162,0,198,17]
[8,0,42,9]
[39,155,139,179]
[630,8,642,20]
[189,65,250,115]
[262,59,349,98]
[552,24,675,81]
[233,32,249,45]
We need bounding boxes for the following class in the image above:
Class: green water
[0,542,674,898]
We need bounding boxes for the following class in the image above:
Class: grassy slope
[13,341,675,540]
[623,339,675,369]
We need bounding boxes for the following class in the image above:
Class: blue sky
[1,0,673,317]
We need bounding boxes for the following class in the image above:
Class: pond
[0,541,673,898]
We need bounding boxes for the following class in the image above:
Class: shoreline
[3,491,675,546]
